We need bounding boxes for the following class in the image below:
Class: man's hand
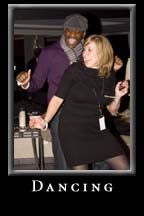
[113,55,123,72]
[16,69,31,87]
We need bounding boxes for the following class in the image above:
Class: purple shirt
[28,42,70,103]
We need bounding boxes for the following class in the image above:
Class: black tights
[106,154,129,170]
[72,154,129,170]
[72,164,89,170]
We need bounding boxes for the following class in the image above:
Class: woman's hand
[29,116,46,130]
[113,55,123,72]
[115,80,128,98]
[107,80,128,115]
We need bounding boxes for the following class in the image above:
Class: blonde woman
[30,35,129,170]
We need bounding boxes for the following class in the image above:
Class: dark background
[6,3,141,196]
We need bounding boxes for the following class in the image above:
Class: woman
[29,34,129,170]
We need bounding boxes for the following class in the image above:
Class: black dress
[55,63,124,167]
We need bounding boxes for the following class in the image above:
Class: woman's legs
[72,164,88,170]
[106,154,130,170]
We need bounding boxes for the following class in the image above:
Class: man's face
[64,28,85,48]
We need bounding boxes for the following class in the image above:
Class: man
[16,14,88,170]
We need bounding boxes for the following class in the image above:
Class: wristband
[42,121,48,131]
[114,96,121,102]
[21,82,30,89]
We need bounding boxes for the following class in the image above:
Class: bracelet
[42,121,48,131]
[113,96,121,102]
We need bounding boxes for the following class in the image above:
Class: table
[14,127,45,170]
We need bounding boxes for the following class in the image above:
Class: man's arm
[16,47,50,92]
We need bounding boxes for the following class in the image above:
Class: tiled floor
[14,157,55,170]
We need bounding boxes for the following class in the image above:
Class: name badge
[99,116,106,131]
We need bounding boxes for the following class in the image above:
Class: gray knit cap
[64,14,88,32]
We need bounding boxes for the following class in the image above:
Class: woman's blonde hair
[84,34,114,78]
